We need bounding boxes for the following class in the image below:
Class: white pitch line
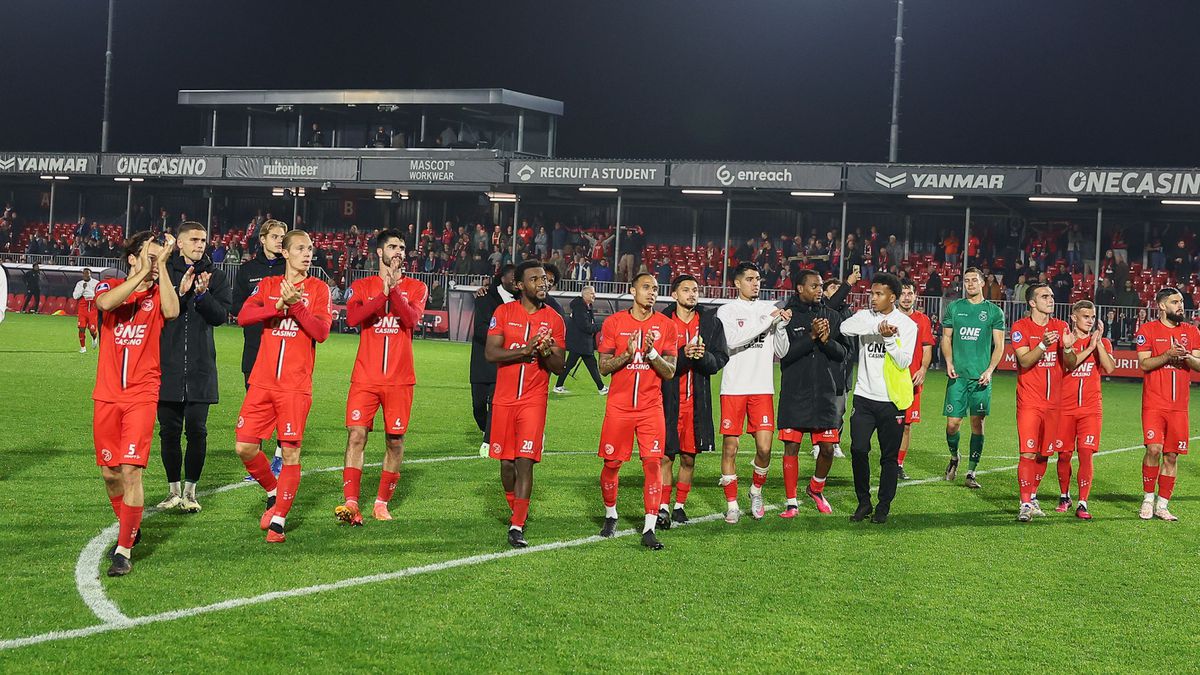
[4,439,1178,651]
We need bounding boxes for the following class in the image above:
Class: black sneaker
[671,507,689,524]
[507,528,528,548]
[945,457,959,481]
[641,529,664,550]
[850,504,874,522]
[265,494,277,511]
[656,508,672,530]
[106,553,132,577]
[898,465,910,481]
[871,510,889,524]
[599,517,618,538]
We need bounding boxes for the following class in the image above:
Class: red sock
[897,447,908,466]
[274,464,301,519]
[1031,457,1048,494]
[79,330,86,347]
[1077,451,1094,502]
[377,470,399,504]
[511,498,530,528]
[752,467,768,489]
[505,491,516,511]
[1057,453,1073,494]
[661,471,673,506]
[675,482,691,505]
[342,467,362,503]
[641,458,662,514]
[109,494,123,518]
[601,462,621,507]
[722,477,739,502]
[782,456,799,499]
[809,476,826,495]
[1158,474,1176,500]
[242,451,278,493]
[1142,464,1160,495]
[1017,456,1035,503]
[117,503,143,550]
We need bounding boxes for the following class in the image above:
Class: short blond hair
[281,229,311,251]
[259,219,288,240]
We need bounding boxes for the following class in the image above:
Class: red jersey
[1061,334,1111,411]
[906,310,936,382]
[347,275,428,386]
[1010,316,1069,408]
[672,312,701,411]
[599,310,679,413]
[241,275,332,393]
[487,301,566,406]
[1135,320,1200,411]
[92,282,166,403]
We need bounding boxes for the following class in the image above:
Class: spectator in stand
[924,269,943,298]
[1066,224,1083,272]
[1111,228,1128,264]
[454,250,471,276]
[755,238,776,267]
[761,260,779,289]
[1135,307,1150,333]
[570,255,592,282]
[654,257,673,285]
[470,224,486,252]
[944,231,961,267]
[372,126,390,148]
[984,274,1004,302]
[617,250,635,283]
[845,234,862,274]
[1116,279,1140,307]
[1095,277,1116,306]
[1013,274,1031,307]
[517,220,534,247]
[534,225,549,258]
[307,122,325,147]
[1102,308,1123,344]
[330,279,348,305]
[429,278,446,310]
[551,222,567,255]
[861,233,875,279]
[212,242,227,264]
[1051,263,1074,305]
[735,237,755,263]
[470,250,490,276]
[593,257,614,282]
[487,245,503,272]
[966,231,981,268]
[1112,252,1130,291]
[548,249,567,277]
[1147,233,1166,271]
[441,221,455,248]
[1170,239,1191,280]
[942,274,962,306]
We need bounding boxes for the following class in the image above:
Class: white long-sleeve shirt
[840,307,918,403]
[73,278,98,300]
[716,297,785,395]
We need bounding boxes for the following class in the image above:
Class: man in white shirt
[73,268,100,353]
[839,273,917,524]
[715,262,790,522]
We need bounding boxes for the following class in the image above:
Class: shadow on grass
[0,446,70,480]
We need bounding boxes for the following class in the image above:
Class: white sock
[604,505,618,519]
[674,501,686,510]
[786,497,799,507]
[1060,493,1069,499]
[1030,493,1038,502]
[168,481,181,496]
[659,502,670,512]
[727,499,739,511]
[267,488,277,499]
[183,481,196,499]
[643,513,657,533]
[114,545,132,559]
[1143,493,1156,503]
[509,525,522,532]
[812,475,827,486]
[1078,500,1088,509]
[1158,497,1170,510]
[273,446,283,459]
[270,514,286,528]
[374,498,388,506]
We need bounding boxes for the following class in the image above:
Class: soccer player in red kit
[336,229,428,526]
[897,279,935,480]
[597,273,678,549]
[485,261,566,547]
[93,232,180,576]
[1135,287,1200,521]
[234,230,332,542]
[1010,283,1071,522]
[73,268,99,352]
[1054,301,1114,519]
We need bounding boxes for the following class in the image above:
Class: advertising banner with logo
[669,162,842,190]
[419,310,450,336]
[225,156,358,181]
[846,164,1036,195]
[0,152,98,175]
[101,154,223,178]
[509,160,666,187]
[360,158,505,184]
[1042,168,1200,197]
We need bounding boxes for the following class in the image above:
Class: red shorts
[673,403,697,456]
[1143,409,1190,455]
[236,386,313,445]
[489,402,548,462]
[77,300,97,329]
[1054,409,1101,454]
[904,391,922,424]
[779,428,840,445]
[1017,406,1059,457]
[346,383,414,434]
[93,398,156,468]
[599,410,666,462]
[719,394,775,435]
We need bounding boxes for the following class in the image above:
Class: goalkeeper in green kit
[941,268,1006,488]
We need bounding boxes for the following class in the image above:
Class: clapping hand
[280,279,302,306]
[812,317,830,343]
[878,321,897,338]
[180,267,196,295]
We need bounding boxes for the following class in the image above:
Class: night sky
[4,0,1199,166]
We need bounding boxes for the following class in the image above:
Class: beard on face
[1168,310,1187,324]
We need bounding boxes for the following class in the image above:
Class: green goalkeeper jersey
[942,298,1005,379]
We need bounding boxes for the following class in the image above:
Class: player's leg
[779,433,801,517]
[235,387,279,517]
[267,440,302,542]
[1055,414,1078,512]
[373,433,405,521]
[109,463,145,576]
[95,398,124,516]
[635,414,666,549]
[673,452,695,522]
[848,398,875,521]
[180,402,209,512]
[1073,416,1099,519]
[598,413,632,537]
[658,452,675,530]
[747,395,775,519]
[582,354,606,391]
[718,395,744,521]
[339,385,380,524]
[943,377,966,480]
[1140,409,1167,520]
[156,401,185,509]
[964,410,987,487]
[898,424,912,479]
[509,457,536,546]
[809,433,837,514]
[873,404,904,522]
[1156,452,1180,521]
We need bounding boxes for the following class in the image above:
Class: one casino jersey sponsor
[488,301,566,406]
[599,310,678,412]
[349,275,428,385]
[92,283,165,403]
[1061,334,1111,410]
[246,276,332,392]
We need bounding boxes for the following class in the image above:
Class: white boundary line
[0,439,1171,651]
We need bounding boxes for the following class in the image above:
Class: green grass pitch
[0,312,1197,671]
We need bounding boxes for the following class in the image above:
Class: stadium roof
[177,88,564,117]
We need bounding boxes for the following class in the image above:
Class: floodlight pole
[510,197,520,262]
[962,205,971,281]
[1093,205,1103,301]
[888,0,905,163]
[721,197,732,290]
[614,194,623,278]
[838,199,848,278]
[101,0,115,152]
[124,183,133,238]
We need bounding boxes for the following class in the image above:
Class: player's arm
[1183,349,1200,373]
[940,325,956,372]
[289,285,332,343]
[237,282,282,326]
[484,333,535,365]
[537,319,568,375]
[883,320,916,369]
[1138,350,1169,372]
[1014,342,1045,368]
[194,268,232,327]
[985,328,1006,371]
[718,307,776,349]
[157,252,181,321]
[391,282,426,329]
[95,262,152,312]
[1094,338,1116,374]
[646,349,677,380]
[72,281,84,300]
[346,284,387,327]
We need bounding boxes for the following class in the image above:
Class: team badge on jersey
[1012,330,1023,343]
[489,316,497,330]
[1137,334,1147,346]
[141,298,155,312]
[979,311,988,321]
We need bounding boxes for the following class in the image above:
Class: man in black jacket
[470,264,517,454]
[156,222,232,512]
[823,271,860,458]
[776,269,847,517]
[658,275,728,527]
[21,263,42,313]
[543,263,565,316]
[232,219,287,476]
[554,286,606,394]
